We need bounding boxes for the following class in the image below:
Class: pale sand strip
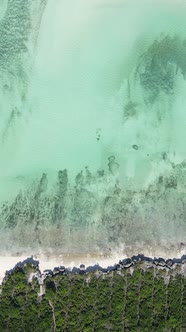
[0,242,185,284]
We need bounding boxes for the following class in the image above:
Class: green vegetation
[0,264,185,331]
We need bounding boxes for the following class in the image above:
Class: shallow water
[0,0,185,257]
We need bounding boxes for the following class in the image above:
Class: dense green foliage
[0,264,185,331]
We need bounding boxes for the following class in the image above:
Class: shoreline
[0,241,185,283]
[1,249,186,285]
